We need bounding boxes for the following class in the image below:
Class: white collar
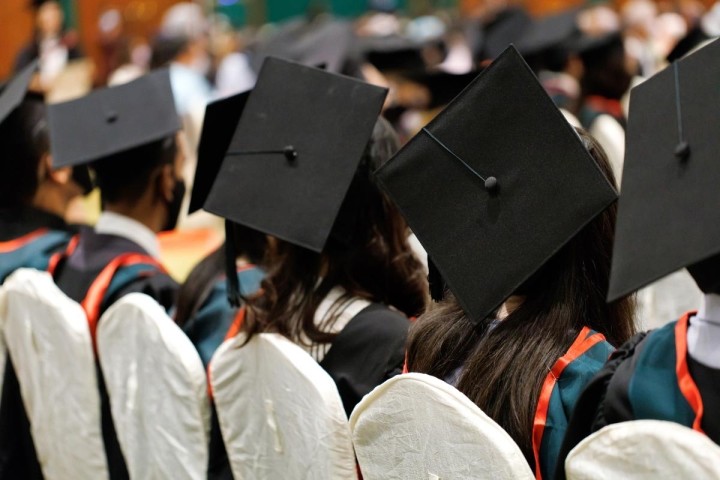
[698,293,720,325]
[95,211,161,259]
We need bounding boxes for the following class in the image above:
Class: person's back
[198,60,426,478]
[0,65,90,284]
[556,39,720,478]
[44,70,185,478]
[377,48,635,480]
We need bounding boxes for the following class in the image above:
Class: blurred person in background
[14,0,83,90]
[0,66,90,283]
[153,2,213,119]
[209,16,256,97]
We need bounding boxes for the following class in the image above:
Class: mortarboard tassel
[422,128,498,192]
[225,220,241,307]
[673,62,690,161]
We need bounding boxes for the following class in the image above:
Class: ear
[47,164,73,185]
[158,163,176,204]
[41,154,72,185]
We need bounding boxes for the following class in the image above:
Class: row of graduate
[0,35,719,480]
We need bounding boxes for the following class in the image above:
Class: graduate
[46,69,183,317]
[203,58,427,413]
[43,70,185,478]
[575,32,632,132]
[14,0,83,79]
[556,38,720,477]
[175,90,266,367]
[0,62,90,283]
[376,46,635,480]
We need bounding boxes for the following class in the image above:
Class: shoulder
[110,263,179,312]
[344,304,410,340]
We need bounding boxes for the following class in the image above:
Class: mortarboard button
[674,141,690,161]
[484,176,498,191]
[283,145,298,162]
[106,110,118,123]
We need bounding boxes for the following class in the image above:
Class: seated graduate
[175,90,267,367]
[0,62,91,282]
[556,38,720,477]
[375,47,635,480]
[203,58,427,414]
[45,69,185,318]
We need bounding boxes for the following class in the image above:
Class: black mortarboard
[666,25,710,62]
[0,61,38,127]
[402,69,483,109]
[571,31,623,57]
[251,19,356,74]
[365,40,427,73]
[376,46,617,323]
[608,38,720,299]
[204,57,387,253]
[189,91,250,215]
[515,9,579,57]
[479,7,532,61]
[48,69,180,168]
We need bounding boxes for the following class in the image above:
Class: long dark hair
[175,223,267,327]
[243,117,427,344]
[406,128,635,467]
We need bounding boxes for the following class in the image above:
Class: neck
[31,183,69,218]
[104,202,163,234]
[699,293,720,325]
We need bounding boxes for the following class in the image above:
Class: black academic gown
[556,313,720,480]
[52,228,177,311]
[51,229,178,480]
[0,206,73,241]
[207,303,409,480]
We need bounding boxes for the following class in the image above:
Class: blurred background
[0,0,712,325]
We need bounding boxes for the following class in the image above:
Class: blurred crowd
[13,0,720,173]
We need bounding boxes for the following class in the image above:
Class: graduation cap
[608,38,720,299]
[515,9,580,57]
[189,90,250,215]
[666,25,710,62]
[205,57,387,251]
[0,61,38,128]
[251,19,357,74]
[204,57,386,304]
[479,7,533,61]
[48,69,180,168]
[365,41,427,73]
[375,46,617,323]
[402,69,483,109]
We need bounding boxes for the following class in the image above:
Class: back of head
[407,128,635,467]
[150,34,190,69]
[93,136,176,206]
[246,117,427,343]
[580,34,632,100]
[0,95,49,208]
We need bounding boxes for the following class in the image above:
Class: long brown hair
[406,129,636,467]
[243,117,427,344]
